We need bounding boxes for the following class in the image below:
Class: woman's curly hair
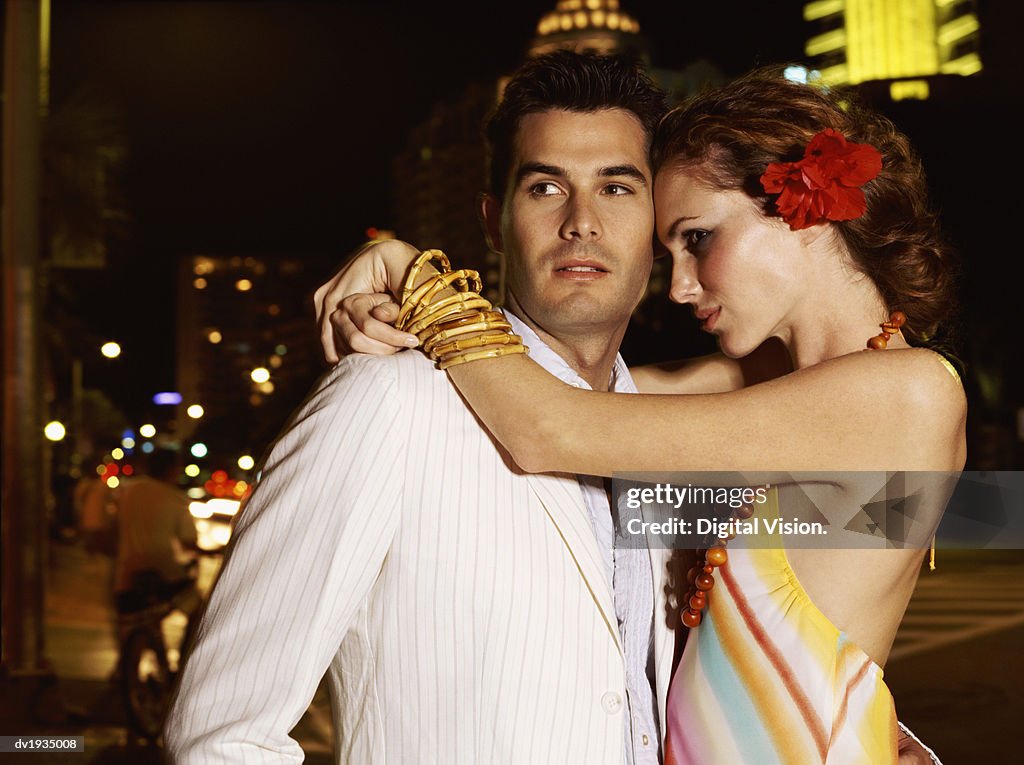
[652,67,959,349]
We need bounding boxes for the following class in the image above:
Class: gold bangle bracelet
[432,309,507,333]
[423,319,513,355]
[416,310,485,342]
[420,268,481,306]
[431,331,520,358]
[397,278,441,330]
[438,343,528,370]
[399,269,452,329]
[406,295,493,335]
[417,309,508,346]
[398,269,480,330]
[401,249,451,304]
[396,249,528,370]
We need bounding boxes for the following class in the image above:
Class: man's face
[486,108,654,338]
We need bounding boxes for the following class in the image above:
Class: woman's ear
[478,192,504,254]
[798,221,836,250]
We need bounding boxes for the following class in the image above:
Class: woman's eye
[684,229,711,252]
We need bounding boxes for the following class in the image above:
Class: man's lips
[553,260,609,280]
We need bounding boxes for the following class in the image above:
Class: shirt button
[600,692,622,714]
[642,734,650,746]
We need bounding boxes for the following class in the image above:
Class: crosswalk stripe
[889,564,1024,663]
[889,613,1024,662]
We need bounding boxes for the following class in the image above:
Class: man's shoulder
[320,351,453,398]
[288,351,462,435]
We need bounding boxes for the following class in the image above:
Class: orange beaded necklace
[680,310,907,630]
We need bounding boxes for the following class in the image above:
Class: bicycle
[116,549,223,742]
[117,587,178,741]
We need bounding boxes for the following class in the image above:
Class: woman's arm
[631,338,793,395]
[446,346,965,476]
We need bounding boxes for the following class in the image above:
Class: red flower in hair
[760,128,883,230]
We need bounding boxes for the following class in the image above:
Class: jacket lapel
[526,471,622,655]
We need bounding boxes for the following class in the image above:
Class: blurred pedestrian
[112,448,202,642]
[76,471,118,557]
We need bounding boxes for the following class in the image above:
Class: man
[166,52,672,764]
[76,471,118,557]
[312,53,940,765]
[113,447,202,637]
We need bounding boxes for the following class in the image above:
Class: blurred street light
[100,341,121,358]
[43,420,66,441]
[185,463,201,477]
[189,501,213,519]
[186,404,204,419]
[237,454,255,470]
[139,423,156,438]
[250,367,270,384]
[190,443,208,459]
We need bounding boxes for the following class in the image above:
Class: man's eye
[529,182,561,196]
[603,183,632,196]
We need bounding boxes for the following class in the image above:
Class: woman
[318,69,964,764]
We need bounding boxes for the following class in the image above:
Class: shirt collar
[502,309,637,394]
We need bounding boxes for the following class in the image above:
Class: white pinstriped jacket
[164,349,674,764]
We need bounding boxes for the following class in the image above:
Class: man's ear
[478,192,504,254]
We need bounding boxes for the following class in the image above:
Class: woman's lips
[696,307,720,332]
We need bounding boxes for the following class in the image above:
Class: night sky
[51,1,812,255]
[34,1,1024,430]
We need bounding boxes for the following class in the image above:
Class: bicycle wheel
[120,627,172,741]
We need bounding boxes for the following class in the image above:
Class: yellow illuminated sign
[804,0,982,89]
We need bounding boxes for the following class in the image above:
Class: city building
[803,0,982,101]
[175,253,321,476]
[530,0,647,61]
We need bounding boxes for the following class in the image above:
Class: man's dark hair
[146,447,180,482]
[484,51,668,199]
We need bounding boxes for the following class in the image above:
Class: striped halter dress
[664,493,898,764]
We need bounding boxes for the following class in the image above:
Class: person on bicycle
[113,447,202,639]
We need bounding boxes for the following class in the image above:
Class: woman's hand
[897,725,937,765]
[313,239,421,363]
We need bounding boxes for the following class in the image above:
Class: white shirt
[506,311,660,765]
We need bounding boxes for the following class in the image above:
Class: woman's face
[653,164,807,358]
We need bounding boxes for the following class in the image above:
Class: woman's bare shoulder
[801,347,967,469]
[631,339,793,395]
[814,346,965,412]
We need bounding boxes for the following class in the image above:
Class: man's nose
[668,255,700,304]
[559,195,601,241]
